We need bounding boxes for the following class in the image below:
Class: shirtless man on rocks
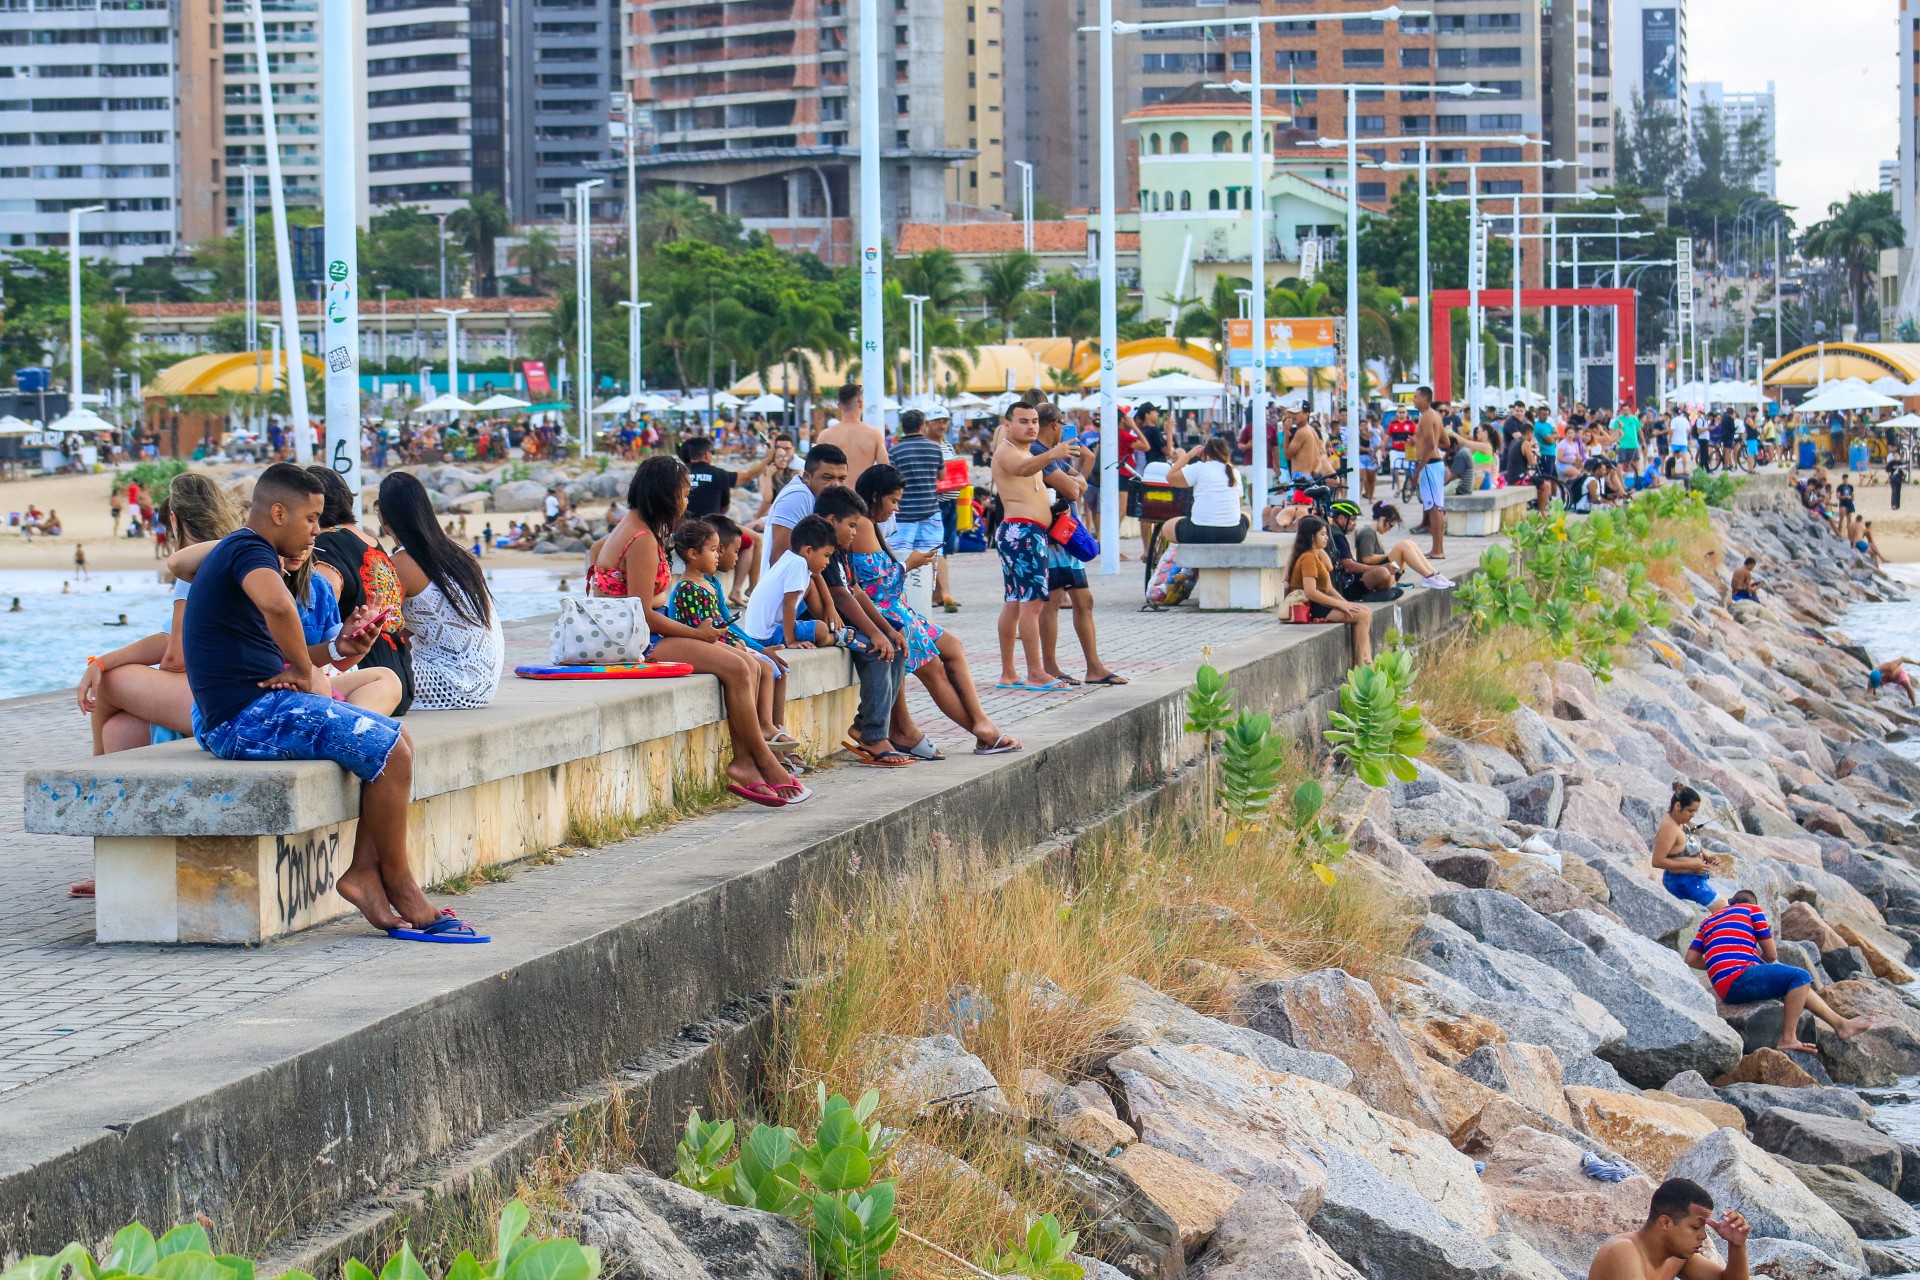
[1588,1179,1748,1280]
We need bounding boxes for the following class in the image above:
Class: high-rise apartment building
[507,0,617,221]
[620,0,989,260]
[0,0,185,265]
[1688,80,1775,198]
[1544,0,1615,193]
[218,0,323,230]
[1891,0,1920,328]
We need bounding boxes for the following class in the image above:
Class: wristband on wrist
[86,655,103,669]
[327,640,346,664]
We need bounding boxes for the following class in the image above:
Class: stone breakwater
[565,506,1920,1280]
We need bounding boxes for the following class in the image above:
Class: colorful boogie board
[514,662,695,680]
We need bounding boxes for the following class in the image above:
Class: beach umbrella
[1868,376,1909,395]
[416,393,476,413]
[711,391,745,408]
[592,395,631,416]
[741,392,787,413]
[1880,411,1920,428]
[47,408,112,431]
[633,393,673,413]
[1794,384,1900,415]
[0,415,31,434]
[472,393,531,412]
[1115,370,1227,396]
[1706,380,1766,404]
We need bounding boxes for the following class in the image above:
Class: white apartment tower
[0,0,183,265]
[1689,80,1776,198]
[1610,0,1685,127]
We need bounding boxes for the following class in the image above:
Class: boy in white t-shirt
[742,515,842,650]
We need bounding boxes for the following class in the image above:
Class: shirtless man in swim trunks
[992,401,1080,691]
[1588,1178,1748,1280]
[1414,386,1471,561]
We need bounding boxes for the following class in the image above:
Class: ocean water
[1842,562,1920,764]
[0,565,571,701]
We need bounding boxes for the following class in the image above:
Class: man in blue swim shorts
[183,463,479,943]
[1413,385,1469,563]
[1689,891,1868,1050]
[993,399,1081,691]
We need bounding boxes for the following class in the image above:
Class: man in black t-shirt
[681,435,779,521]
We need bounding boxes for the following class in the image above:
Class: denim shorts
[752,619,829,649]
[1722,961,1813,1005]
[1662,871,1717,906]
[892,513,946,554]
[194,688,403,783]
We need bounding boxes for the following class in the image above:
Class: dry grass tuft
[1645,510,1723,594]
[1411,626,1539,752]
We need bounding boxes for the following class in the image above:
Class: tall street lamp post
[67,204,106,422]
[573,179,604,454]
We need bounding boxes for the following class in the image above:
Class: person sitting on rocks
[1688,891,1870,1052]
[1651,784,1727,908]
[1729,557,1761,603]
[1588,1177,1748,1280]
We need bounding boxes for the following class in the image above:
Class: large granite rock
[869,1033,1005,1114]
[569,1171,812,1280]
[1588,859,1696,945]
[1713,1047,1823,1089]
[1666,1130,1863,1268]
[1108,978,1354,1091]
[1413,914,1626,1061]
[1552,908,1723,1022]
[1193,1180,1364,1280]
[1782,1161,1920,1240]
[1435,890,1741,1085]
[1714,1083,1875,1128]
[1110,1143,1242,1255]
[1476,1123,1656,1280]
[1564,1085,1721,1179]
[1816,980,1920,1073]
[1780,902,1849,952]
[1109,1044,1537,1279]
[1502,772,1566,828]
[1453,1043,1573,1127]
[1236,969,1444,1131]
[1750,1108,1903,1192]
[1742,1237,1869,1280]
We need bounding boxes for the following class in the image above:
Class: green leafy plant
[0,1203,594,1280]
[977,1215,1083,1280]
[673,1089,898,1280]
[1183,661,1237,819]
[1218,710,1286,840]
[1688,471,1745,508]
[1324,662,1427,788]
[117,458,190,492]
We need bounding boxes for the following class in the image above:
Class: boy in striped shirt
[1687,891,1870,1052]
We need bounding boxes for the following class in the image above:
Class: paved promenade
[0,528,1483,1093]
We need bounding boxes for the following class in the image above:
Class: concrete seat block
[28,648,858,944]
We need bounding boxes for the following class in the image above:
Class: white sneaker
[1422,573,1456,589]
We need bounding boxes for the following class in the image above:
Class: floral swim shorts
[995,518,1052,603]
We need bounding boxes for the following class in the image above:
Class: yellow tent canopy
[1762,342,1920,388]
[145,350,325,398]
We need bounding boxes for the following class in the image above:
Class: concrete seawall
[0,584,1462,1263]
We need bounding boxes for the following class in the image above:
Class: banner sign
[522,360,552,397]
[1226,317,1338,368]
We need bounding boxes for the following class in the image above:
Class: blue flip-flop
[388,913,490,944]
[1015,678,1074,692]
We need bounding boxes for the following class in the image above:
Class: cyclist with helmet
[1328,500,1454,597]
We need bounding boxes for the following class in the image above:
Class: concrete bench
[1177,534,1290,610]
[23,649,856,944]
[1447,486,1537,536]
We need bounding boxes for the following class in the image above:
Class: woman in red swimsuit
[589,456,807,806]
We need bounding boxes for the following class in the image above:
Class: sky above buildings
[1690,0,1894,220]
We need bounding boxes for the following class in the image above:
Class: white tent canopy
[740,392,787,413]
[632,393,673,413]
[1794,384,1900,415]
[47,408,112,432]
[416,393,476,413]
[592,395,631,416]
[1114,371,1227,397]
[0,415,33,434]
[472,392,531,412]
[1868,376,1910,395]
[1706,380,1767,404]
[1882,412,1920,428]
[711,391,745,409]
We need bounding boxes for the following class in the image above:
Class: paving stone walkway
[0,528,1485,1091]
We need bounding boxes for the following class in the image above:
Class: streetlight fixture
[1211,73,1487,502]
[857,0,881,408]
[618,299,653,409]
[573,179,604,455]
[436,211,450,300]
[1354,133,1542,386]
[1012,159,1035,258]
[902,293,930,400]
[251,0,311,459]
[321,0,363,502]
[1081,6,1442,537]
[67,204,106,422]
[433,307,469,401]
[377,283,391,368]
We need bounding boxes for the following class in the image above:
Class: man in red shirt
[1687,891,1870,1052]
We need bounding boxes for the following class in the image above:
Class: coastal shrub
[673,1089,900,1280]
[118,458,189,492]
[1688,471,1746,509]
[1409,625,1529,749]
[977,1216,1080,1280]
[0,1203,595,1280]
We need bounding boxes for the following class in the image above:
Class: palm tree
[1046,272,1101,375]
[760,286,852,426]
[895,248,968,315]
[1801,191,1903,332]
[977,250,1039,340]
[513,228,562,295]
[636,187,737,250]
[447,191,511,296]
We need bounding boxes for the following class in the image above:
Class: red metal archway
[1430,287,1638,408]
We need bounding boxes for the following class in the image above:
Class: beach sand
[0,466,558,574]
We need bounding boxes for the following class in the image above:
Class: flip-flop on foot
[728,781,787,807]
[388,914,490,944]
[974,735,1022,755]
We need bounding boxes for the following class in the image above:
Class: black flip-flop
[1085,673,1129,686]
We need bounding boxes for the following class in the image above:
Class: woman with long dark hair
[378,472,503,709]
[1283,514,1371,666]
[1164,434,1248,544]
[309,465,414,714]
[589,456,806,805]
